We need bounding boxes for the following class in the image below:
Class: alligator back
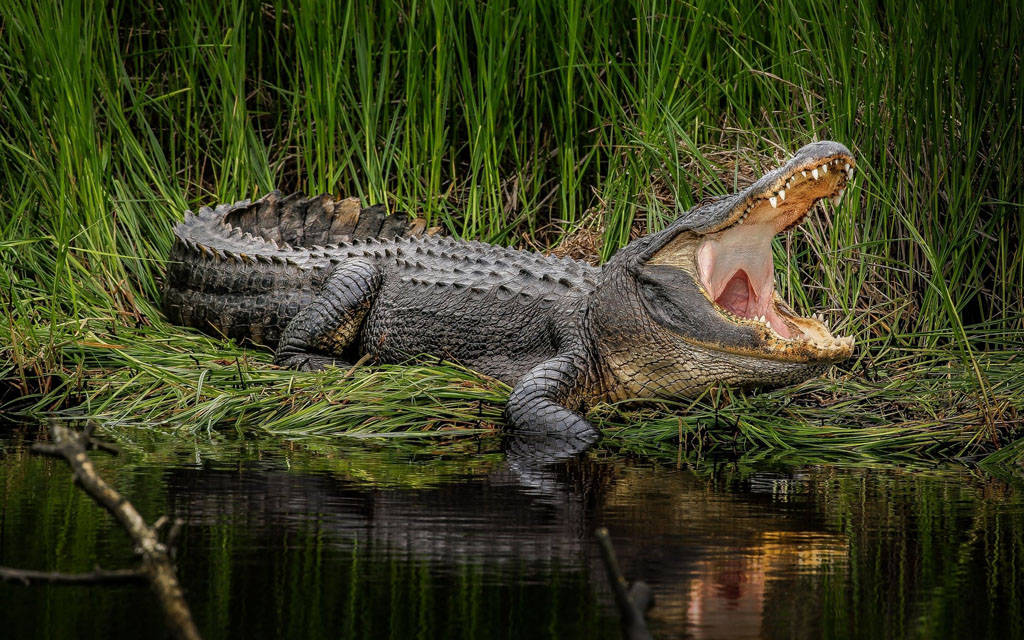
[163,192,601,377]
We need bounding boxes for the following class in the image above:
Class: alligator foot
[274,258,382,371]
[275,354,351,372]
[503,352,601,462]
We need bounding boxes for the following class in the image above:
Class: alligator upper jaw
[695,150,856,361]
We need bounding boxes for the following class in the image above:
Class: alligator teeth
[802,170,808,177]
[847,166,854,179]
[769,196,778,208]
[830,189,844,207]
[820,164,828,174]
[844,163,850,172]
[778,189,786,201]
[811,168,819,179]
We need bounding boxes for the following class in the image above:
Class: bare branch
[0,567,145,586]
[595,527,653,640]
[167,518,185,551]
[24,423,202,640]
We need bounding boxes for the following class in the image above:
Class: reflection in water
[593,469,853,639]
[678,531,847,640]
[1,425,1023,640]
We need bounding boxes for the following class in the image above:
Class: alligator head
[591,141,856,400]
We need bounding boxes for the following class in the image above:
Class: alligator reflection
[164,449,847,639]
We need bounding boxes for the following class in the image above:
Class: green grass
[1,0,1022,464]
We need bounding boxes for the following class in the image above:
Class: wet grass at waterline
[1,1,1022,464]
[4,318,1021,466]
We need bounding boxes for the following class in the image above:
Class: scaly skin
[165,142,858,455]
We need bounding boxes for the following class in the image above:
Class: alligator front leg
[274,259,382,371]
[503,353,600,461]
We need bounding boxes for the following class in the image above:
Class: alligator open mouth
[695,151,856,359]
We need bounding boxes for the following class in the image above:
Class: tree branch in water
[0,567,145,586]
[0,422,202,640]
[596,527,654,640]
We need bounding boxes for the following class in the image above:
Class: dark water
[2,424,1023,640]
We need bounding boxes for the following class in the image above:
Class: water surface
[1,423,1022,639]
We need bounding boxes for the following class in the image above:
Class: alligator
[164,141,856,449]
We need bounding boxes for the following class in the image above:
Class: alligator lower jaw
[696,153,855,362]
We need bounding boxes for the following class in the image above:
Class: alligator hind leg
[274,258,382,371]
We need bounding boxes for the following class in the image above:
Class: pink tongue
[716,272,794,338]
[716,271,755,317]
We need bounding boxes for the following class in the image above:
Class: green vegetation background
[1,0,1021,463]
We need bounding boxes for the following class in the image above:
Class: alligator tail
[163,191,432,346]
